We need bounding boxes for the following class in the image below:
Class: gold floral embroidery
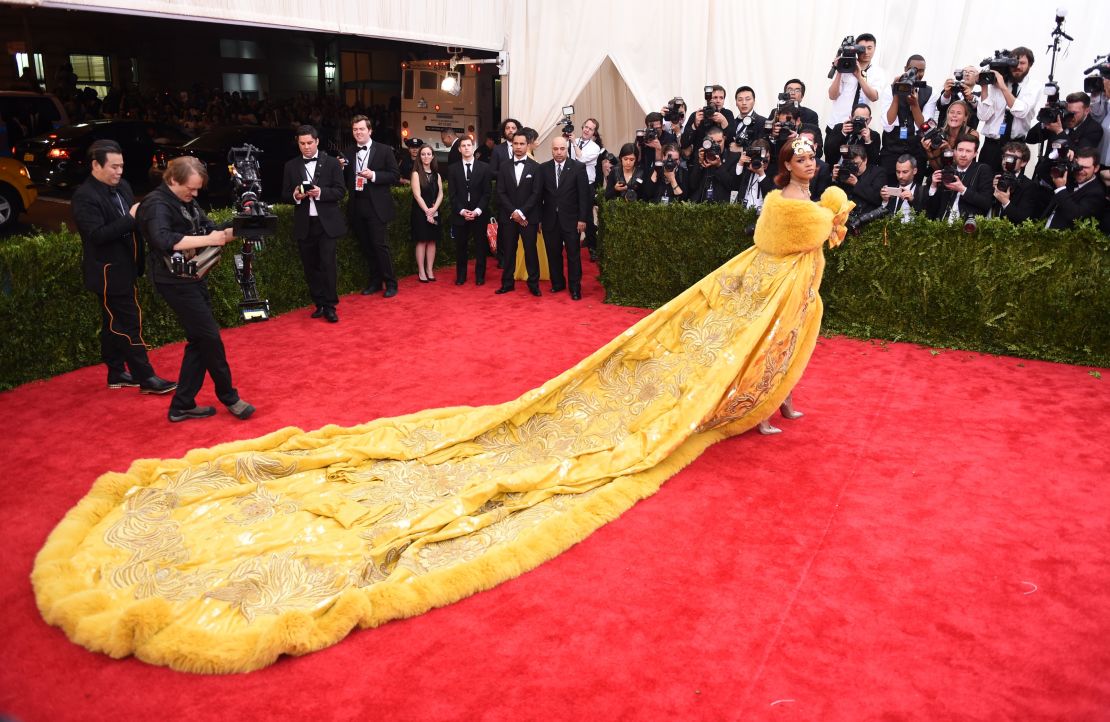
[204,551,344,623]
[679,310,734,366]
[401,427,447,456]
[233,454,298,483]
[224,482,298,526]
[716,251,783,320]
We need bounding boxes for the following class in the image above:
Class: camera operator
[680,84,734,152]
[730,86,767,144]
[936,66,981,129]
[569,117,603,261]
[605,143,652,202]
[1027,92,1105,161]
[762,105,803,178]
[729,138,775,211]
[650,143,687,204]
[1041,146,1106,230]
[687,125,733,203]
[879,55,936,185]
[924,134,993,222]
[991,141,1038,223]
[137,157,254,423]
[659,97,687,136]
[798,125,833,199]
[638,112,677,174]
[783,79,821,127]
[836,103,881,168]
[831,144,884,213]
[826,33,887,166]
[880,155,927,222]
[977,47,1039,173]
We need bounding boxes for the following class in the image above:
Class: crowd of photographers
[553,34,1110,235]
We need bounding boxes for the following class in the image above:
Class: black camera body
[642,127,659,143]
[748,146,766,171]
[997,154,1020,193]
[892,66,926,96]
[851,116,867,133]
[623,176,644,201]
[939,149,957,184]
[835,147,859,182]
[1037,100,1074,125]
[920,123,945,146]
[835,36,866,74]
[847,205,892,235]
[662,156,679,172]
[979,50,1019,85]
[664,97,685,123]
[1046,140,1078,176]
[701,138,722,162]
[1082,55,1110,94]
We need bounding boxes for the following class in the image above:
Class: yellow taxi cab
[0,157,37,233]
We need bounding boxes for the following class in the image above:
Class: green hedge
[598,200,1110,367]
[0,187,441,390]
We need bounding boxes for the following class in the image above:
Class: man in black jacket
[687,125,733,203]
[1041,147,1106,230]
[538,136,591,299]
[992,141,1040,223]
[447,137,493,285]
[282,124,347,322]
[495,131,543,296]
[72,140,175,394]
[832,144,885,213]
[880,154,928,222]
[138,157,253,423]
[924,134,994,221]
[344,114,399,297]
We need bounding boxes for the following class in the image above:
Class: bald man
[538,136,591,300]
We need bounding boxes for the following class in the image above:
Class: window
[68,54,111,94]
[14,53,45,85]
[222,73,264,99]
[219,40,263,60]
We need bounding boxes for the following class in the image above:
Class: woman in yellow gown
[33,138,850,674]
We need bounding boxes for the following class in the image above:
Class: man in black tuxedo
[538,136,591,299]
[831,144,885,214]
[784,79,821,128]
[1027,92,1105,183]
[495,131,543,296]
[681,84,735,152]
[992,141,1039,223]
[283,124,347,322]
[344,114,399,297]
[72,139,175,394]
[880,155,928,222]
[727,138,776,209]
[488,117,521,176]
[447,136,493,285]
[924,134,994,222]
[1041,147,1106,230]
[729,86,767,144]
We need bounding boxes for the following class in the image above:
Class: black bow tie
[514,159,526,165]
[357,145,368,151]
[303,156,318,163]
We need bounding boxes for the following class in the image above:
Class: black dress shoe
[323,307,339,323]
[311,306,325,318]
[168,405,217,422]
[383,287,398,298]
[550,285,565,293]
[495,286,513,294]
[454,279,465,285]
[107,371,139,389]
[139,375,177,395]
[475,278,485,286]
[570,290,582,301]
[529,287,542,297]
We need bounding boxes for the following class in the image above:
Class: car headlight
[19,166,30,179]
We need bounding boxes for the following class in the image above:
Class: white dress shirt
[298,156,318,216]
[572,138,600,184]
[829,63,888,126]
[979,80,1041,140]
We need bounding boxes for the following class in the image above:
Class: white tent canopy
[17,0,1110,156]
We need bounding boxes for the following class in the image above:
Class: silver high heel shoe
[780,394,804,420]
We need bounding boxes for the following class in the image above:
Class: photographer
[836,103,881,168]
[730,86,767,144]
[922,101,980,172]
[729,138,775,210]
[924,134,993,222]
[936,66,981,129]
[650,143,687,204]
[825,33,886,165]
[1041,147,1106,230]
[831,144,884,213]
[878,55,936,184]
[783,79,821,127]
[680,85,734,152]
[1027,92,1105,161]
[138,157,254,423]
[880,155,927,222]
[569,117,603,260]
[638,112,677,173]
[605,143,652,202]
[991,141,1039,223]
[977,47,1040,173]
[764,104,802,163]
[659,97,687,136]
[687,125,733,203]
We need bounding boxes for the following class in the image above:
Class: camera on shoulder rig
[831,36,866,76]
[559,105,575,137]
[977,49,1018,87]
[1082,54,1110,95]
[226,144,277,322]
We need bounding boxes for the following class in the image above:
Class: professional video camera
[559,105,575,136]
[847,205,892,235]
[1083,54,1110,95]
[997,153,1021,192]
[227,144,276,322]
[701,137,723,163]
[892,66,926,96]
[938,148,957,184]
[664,97,685,124]
[699,86,718,130]
[831,36,867,76]
[1036,82,1074,125]
[978,49,1019,86]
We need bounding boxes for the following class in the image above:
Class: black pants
[499,220,540,290]
[584,197,598,250]
[453,219,488,282]
[350,201,396,290]
[156,280,239,413]
[298,217,339,309]
[97,289,154,380]
[544,224,582,291]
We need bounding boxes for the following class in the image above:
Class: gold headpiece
[791,137,815,156]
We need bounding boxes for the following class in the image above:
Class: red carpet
[2,260,1109,721]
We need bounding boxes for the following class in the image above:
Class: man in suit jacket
[924,134,994,221]
[283,124,347,322]
[447,137,493,285]
[832,145,886,214]
[495,131,543,296]
[538,136,591,299]
[1041,148,1107,230]
[488,118,521,177]
[344,114,399,297]
[880,154,928,222]
[72,139,175,394]
[992,141,1040,223]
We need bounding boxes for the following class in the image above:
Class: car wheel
[0,185,21,233]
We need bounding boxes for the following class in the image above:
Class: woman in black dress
[410,145,443,282]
